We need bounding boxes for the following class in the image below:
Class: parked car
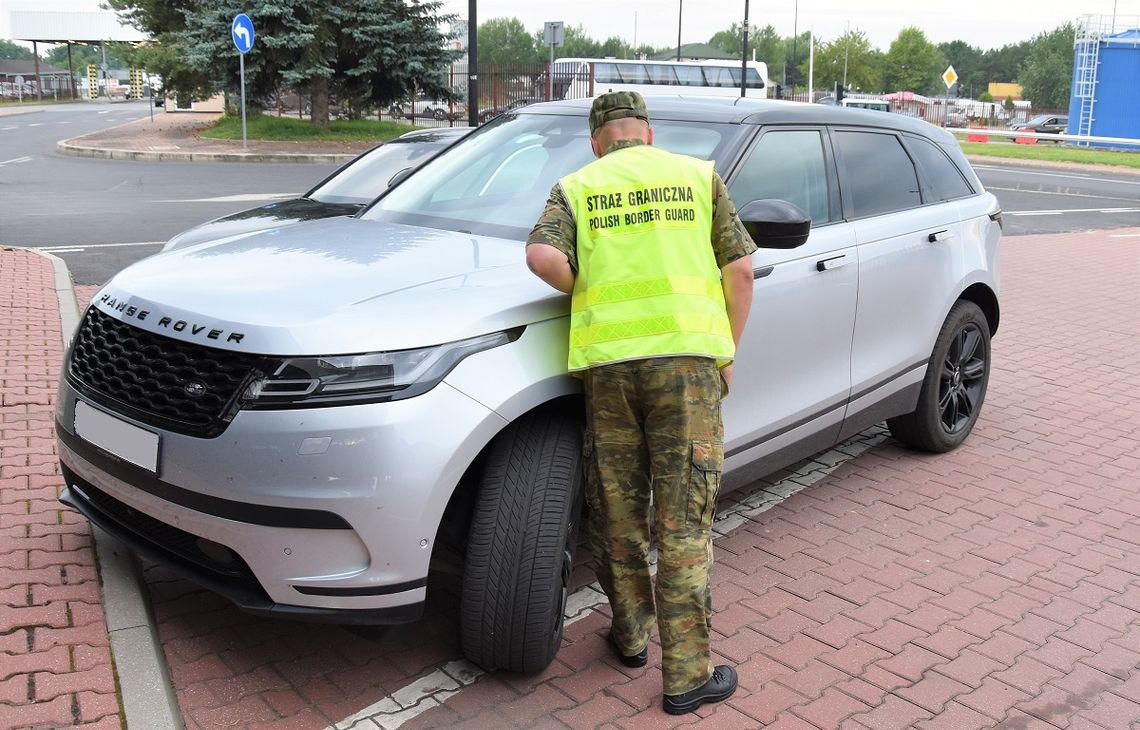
[161,127,471,251]
[387,98,464,121]
[1011,114,1068,136]
[57,98,1001,676]
[944,112,969,128]
[478,96,544,123]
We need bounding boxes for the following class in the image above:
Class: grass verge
[199,114,422,142]
[957,138,1140,170]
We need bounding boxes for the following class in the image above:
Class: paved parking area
[139,229,1140,728]
[2,227,1137,730]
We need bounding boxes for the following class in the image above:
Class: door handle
[816,255,847,272]
[928,229,954,243]
[753,266,774,279]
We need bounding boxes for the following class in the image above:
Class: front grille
[68,307,266,438]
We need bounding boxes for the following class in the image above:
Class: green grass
[199,114,419,142]
[956,137,1140,170]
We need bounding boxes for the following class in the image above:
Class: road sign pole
[240,52,247,150]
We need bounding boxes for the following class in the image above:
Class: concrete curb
[0,107,45,118]
[55,117,358,164]
[56,139,358,164]
[21,247,185,730]
[964,152,1140,177]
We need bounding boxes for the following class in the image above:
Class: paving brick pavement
[0,250,120,729]
[3,227,1138,730]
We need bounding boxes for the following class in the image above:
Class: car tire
[432,108,448,121]
[888,301,991,453]
[388,105,403,118]
[461,409,583,674]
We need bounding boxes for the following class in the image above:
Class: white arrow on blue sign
[231,14,255,54]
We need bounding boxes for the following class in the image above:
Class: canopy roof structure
[8,9,147,44]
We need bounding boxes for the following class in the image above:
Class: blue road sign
[231,14,255,54]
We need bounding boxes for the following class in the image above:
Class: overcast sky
[441,0,1140,51]
[4,0,1139,53]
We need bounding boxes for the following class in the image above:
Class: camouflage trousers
[582,356,725,696]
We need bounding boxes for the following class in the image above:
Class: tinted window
[647,65,678,85]
[674,65,704,86]
[310,141,447,204]
[594,63,620,84]
[729,130,830,225]
[616,63,650,83]
[834,131,920,218]
[905,137,973,202]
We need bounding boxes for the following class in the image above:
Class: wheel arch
[430,394,585,566]
[958,282,1000,337]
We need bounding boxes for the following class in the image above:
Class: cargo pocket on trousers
[688,439,723,529]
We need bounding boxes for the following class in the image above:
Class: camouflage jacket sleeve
[526,183,578,271]
[711,172,757,268]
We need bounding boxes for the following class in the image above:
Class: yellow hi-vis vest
[560,144,735,372]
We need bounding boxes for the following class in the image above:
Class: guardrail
[951,127,1140,148]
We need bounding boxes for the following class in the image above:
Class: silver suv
[57,97,1001,674]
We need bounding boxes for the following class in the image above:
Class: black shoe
[662,665,738,715]
[607,632,648,668]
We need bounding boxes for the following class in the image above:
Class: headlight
[243,329,518,408]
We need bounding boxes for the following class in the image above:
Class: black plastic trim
[292,579,428,597]
[57,422,351,530]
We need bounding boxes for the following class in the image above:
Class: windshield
[362,113,745,240]
[309,138,453,204]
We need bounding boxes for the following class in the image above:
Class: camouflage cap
[588,91,650,135]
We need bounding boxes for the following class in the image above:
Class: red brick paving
[3,228,1139,729]
[0,254,119,728]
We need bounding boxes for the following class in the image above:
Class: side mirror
[738,199,811,249]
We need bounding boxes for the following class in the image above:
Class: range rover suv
[57,97,1001,675]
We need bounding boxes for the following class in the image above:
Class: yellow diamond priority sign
[942,65,958,90]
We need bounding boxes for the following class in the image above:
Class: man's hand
[720,364,734,389]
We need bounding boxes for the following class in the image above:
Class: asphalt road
[0,102,338,283]
[3,103,1139,285]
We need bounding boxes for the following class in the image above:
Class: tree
[479,17,540,65]
[1019,23,1074,109]
[708,23,783,67]
[552,25,603,59]
[805,29,880,93]
[43,44,129,71]
[882,27,946,95]
[0,40,35,61]
[982,40,1031,84]
[109,0,457,129]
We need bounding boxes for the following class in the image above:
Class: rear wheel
[432,108,448,121]
[888,301,991,452]
[461,409,583,673]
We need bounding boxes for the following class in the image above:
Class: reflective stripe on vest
[560,144,734,371]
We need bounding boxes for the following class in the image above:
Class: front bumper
[56,375,508,622]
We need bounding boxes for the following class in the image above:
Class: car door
[721,126,858,485]
[833,128,973,440]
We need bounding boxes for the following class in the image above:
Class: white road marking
[0,156,32,167]
[156,193,298,203]
[1,126,16,131]
[1006,207,1140,216]
[975,165,1140,187]
[37,241,164,252]
[328,428,889,729]
[56,121,73,124]
[987,186,1138,203]
[97,110,109,114]
[1110,232,1140,237]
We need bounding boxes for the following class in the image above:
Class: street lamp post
[740,0,750,98]
[677,1,683,61]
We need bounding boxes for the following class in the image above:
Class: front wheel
[888,301,991,452]
[461,409,583,674]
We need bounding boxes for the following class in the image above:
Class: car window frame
[830,126,925,221]
[900,132,977,205]
[722,124,843,228]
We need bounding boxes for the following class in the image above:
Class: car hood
[92,216,567,355]
[162,198,361,251]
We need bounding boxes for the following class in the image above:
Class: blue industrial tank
[1069,20,1140,148]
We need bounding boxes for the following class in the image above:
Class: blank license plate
[73,401,160,473]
